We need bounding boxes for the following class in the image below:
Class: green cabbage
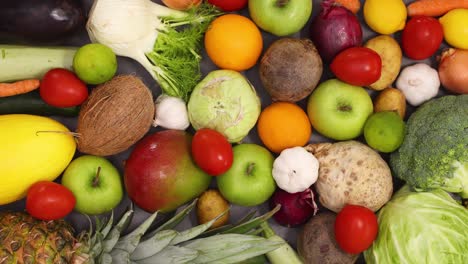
[188,70,261,143]
[364,185,468,264]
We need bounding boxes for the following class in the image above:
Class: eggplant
[0,0,85,44]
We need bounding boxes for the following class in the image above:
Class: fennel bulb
[86,0,221,101]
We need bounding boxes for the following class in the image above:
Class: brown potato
[365,35,402,91]
[196,189,230,229]
[374,87,406,119]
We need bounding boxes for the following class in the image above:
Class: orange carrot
[0,79,40,97]
[334,0,361,14]
[407,0,468,17]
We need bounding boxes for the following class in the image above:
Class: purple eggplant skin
[0,0,85,44]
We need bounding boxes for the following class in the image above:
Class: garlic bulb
[153,94,190,130]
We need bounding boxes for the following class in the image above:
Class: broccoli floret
[390,95,468,198]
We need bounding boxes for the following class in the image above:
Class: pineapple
[0,200,282,264]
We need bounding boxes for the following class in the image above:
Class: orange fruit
[204,14,263,71]
[257,102,312,153]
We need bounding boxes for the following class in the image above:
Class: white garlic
[153,94,190,130]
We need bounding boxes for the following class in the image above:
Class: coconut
[76,75,154,156]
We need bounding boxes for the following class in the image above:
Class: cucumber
[0,91,79,117]
[0,45,77,82]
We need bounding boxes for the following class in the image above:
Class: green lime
[73,43,117,85]
[364,111,405,153]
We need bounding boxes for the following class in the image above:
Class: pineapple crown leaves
[76,199,283,264]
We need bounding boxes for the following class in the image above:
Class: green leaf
[170,208,229,245]
[130,230,178,261]
[135,246,198,264]
[114,211,159,253]
[102,210,133,253]
[221,205,280,235]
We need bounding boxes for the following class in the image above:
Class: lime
[73,43,117,85]
[440,9,468,49]
[364,111,405,153]
[364,0,407,35]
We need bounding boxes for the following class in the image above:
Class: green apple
[217,144,276,207]
[61,155,123,215]
[248,0,312,36]
[307,79,373,140]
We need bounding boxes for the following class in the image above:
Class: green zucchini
[0,45,77,82]
[0,91,79,117]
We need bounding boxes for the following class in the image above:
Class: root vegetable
[373,87,406,119]
[196,189,230,229]
[259,38,323,102]
[305,141,393,212]
[438,48,468,94]
[297,212,358,264]
[364,35,402,91]
[76,75,154,156]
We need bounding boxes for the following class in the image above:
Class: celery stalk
[261,222,304,264]
[0,45,77,82]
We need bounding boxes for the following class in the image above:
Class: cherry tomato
[192,128,233,176]
[330,47,382,86]
[40,68,88,107]
[26,181,76,220]
[401,16,443,60]
[334,204,378,254]
[208,0,248,11]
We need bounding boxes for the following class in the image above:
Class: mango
[124,130,211,213]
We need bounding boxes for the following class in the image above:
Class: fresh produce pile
[0,0,467,263]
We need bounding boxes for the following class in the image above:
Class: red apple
[124,130,212,213]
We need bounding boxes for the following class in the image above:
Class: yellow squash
[0,114,76,205]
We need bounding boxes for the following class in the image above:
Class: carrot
[407,0,468,17]
[0,79,40,97]
[334,0,361,14]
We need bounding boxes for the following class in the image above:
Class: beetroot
[309,0,362,63]
[270,188,318,227]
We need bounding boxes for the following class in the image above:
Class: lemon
[364,0,407,35]
[73,43,117,85]
[364,111,405,153]
[440,9,468,49]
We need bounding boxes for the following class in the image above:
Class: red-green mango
[124,130,211,213]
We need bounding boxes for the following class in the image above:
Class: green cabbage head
[364,185,468,264]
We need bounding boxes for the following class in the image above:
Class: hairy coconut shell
[76,75,154,156]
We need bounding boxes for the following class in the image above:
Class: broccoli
[390,95,468,198]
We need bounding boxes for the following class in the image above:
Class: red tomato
[330,47,382,86]
[40,68,88,107]
[26,181,76,220]
[192,128,233,176]
[401,16,443,60]
[208,0,247,11]
[334,204,379,254]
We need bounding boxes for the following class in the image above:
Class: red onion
[270,188,318,227]
[309,0,362,63]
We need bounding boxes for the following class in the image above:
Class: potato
[305,141,393,212]
[374,87,406,119]
[365,35,402,91]
[297,212,358,264]
[196,189,230,229]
